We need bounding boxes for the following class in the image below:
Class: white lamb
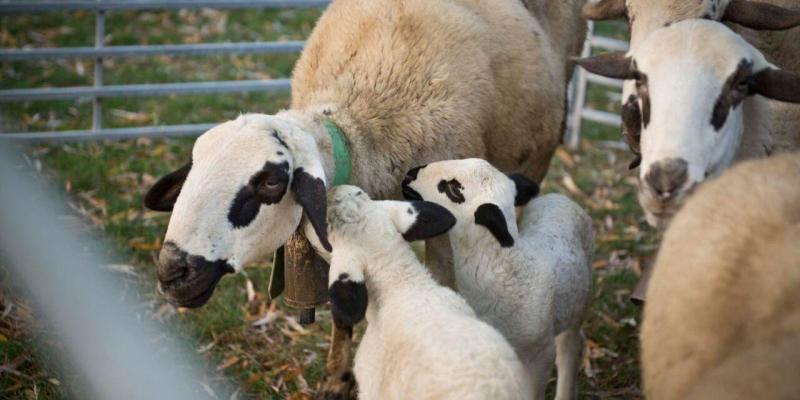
[401,159,593,400]
[316,185,532,400]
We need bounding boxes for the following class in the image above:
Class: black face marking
[437,179,465,204]
[402,201,456,242]
[277,151,284,156]
[271,129,289,149]
[711,59,753,130]
[621,94,643,169]
[474,203,514,248]
[508,173,539,206]
[157,241,235,308]
[634,67,651,128]
[228,161,290,228]
[329,278,368,329]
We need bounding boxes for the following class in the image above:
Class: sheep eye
[437,178,465,204]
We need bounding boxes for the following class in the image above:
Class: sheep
[316,185,532,400]
[577,20,800,228]
[143,0,585,394]
[401,158,593,400]
[143,0,586,307]
[640,152,800,400]
[580,0,800,227]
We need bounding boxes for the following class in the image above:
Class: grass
[0,9,651,400]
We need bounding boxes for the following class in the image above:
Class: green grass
[0,11,648,400]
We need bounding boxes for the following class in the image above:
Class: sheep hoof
[314,371,357,400]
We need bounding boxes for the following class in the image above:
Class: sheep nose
[645,158,689,200]
[157,241,189,284]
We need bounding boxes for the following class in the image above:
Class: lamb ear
[292,167,332,252]
[723,0,800,31]
[748,68,800,103]
[508,173,539,206]
[582,0,626,21]
[576,52,637,80]
[328,265,368,329]
[144,162,191,212]
[386,201,456,242]
[474,203,514,248]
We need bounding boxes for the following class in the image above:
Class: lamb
[143,0,585,394]
[317,185,532,400]
[577,20,800,228]
[580,0,800,227]
[640,152,800,400]
[401,158,593,400]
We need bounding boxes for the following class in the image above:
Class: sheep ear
[748,68,800,103]
[474,203,514,248]
[508,173,539,206]
[576,52,637,80]
[144,162,191,212]
[723,0,800,31]
[582,0,626,21]
[328,257,368,329]
[387,201,456,242]
[292,168,332,252]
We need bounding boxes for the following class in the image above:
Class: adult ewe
[319,185,532,400]
[402,159,593,400]
[580,0,800,227]
[641,152,800,400]
[143,0,585,396]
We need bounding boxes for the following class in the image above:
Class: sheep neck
[447,218,522,288]
[364,248,440,308]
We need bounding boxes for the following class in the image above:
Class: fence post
[93,9,105,132]
[565,21,594,151]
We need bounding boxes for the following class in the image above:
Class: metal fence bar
[93,10,105,131]
[0,78,291,101]
[0,0,331,13]
[0,123,216,142]
[0,41,306,61]
[0,147,227,399]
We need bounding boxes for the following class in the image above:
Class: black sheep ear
[508,173,539,206]
[292,167,331,252]
[474,203,514,247]
[400,201,456,242]
[144,162,191,212]
[329,273,368,329]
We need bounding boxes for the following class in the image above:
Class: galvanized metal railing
[2,2,627,145]
[0,0,330,142]
[565,21,629,149]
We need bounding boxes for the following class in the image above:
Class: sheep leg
[424,235,457,290]
[315,322,356,400]
[527,342,556,400]
[554,326,583,400]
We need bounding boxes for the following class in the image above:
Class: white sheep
[401,159,593,400]
[640,152,800,400]
[578,20,800,228]
[580,0,800,228]
[318,185,532,400]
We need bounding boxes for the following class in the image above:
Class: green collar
[322,118,351,186]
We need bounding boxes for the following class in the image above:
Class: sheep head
[144,113,329,308]
[401,158,539,248]
[577,20,800,227]
[319,185,456,329]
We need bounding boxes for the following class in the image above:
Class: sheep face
[321,185,456,328]
[144,114,329,308]
[577,20,800,227]
[401,159,538,248]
